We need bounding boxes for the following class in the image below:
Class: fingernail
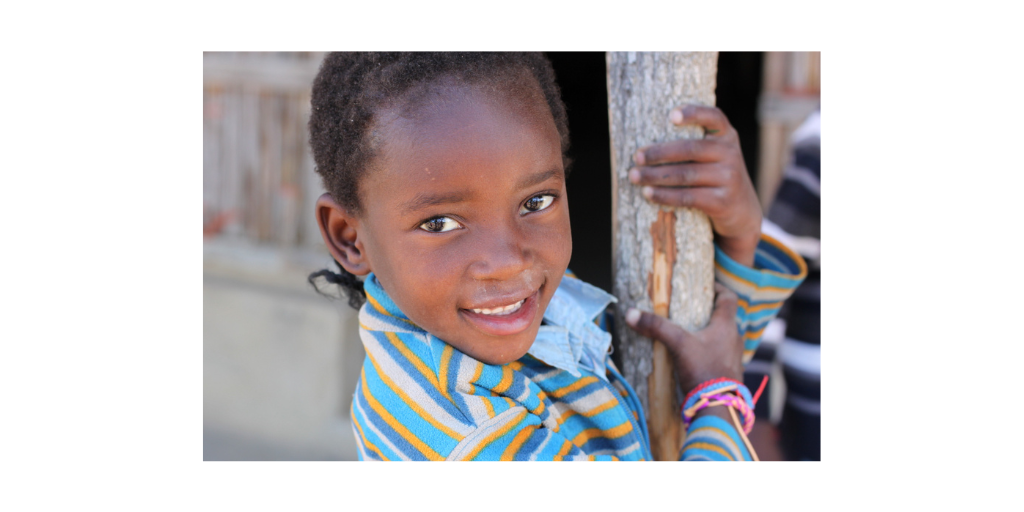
[670,108,684,124]
[633,150,645,166]
[641,186,654,199]
[625,308,640,326]
[628,168,640,184]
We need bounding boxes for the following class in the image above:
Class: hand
[630,105,761,266]
[624,284,743,395]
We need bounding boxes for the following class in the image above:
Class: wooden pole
[606,52,718,461]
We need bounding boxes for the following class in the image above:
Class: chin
[467,319,544,365]
[472,339,535,366]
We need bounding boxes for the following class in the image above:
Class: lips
[460,289,540,337]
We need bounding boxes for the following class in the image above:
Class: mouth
[468,298,526,316]
[460,288,541,337]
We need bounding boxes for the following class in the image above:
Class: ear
[315,193,372,276]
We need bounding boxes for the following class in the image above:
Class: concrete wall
[203,238,364,460]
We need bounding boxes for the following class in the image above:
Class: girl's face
[353,82,572,365]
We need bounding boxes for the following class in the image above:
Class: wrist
[715,233,759,268]
[693,403,732,423]
[680,371,744,397]
[681,380,756,434]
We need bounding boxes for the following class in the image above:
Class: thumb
[709,283,739,327]
[624,307,691,348]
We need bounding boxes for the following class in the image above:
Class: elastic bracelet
[681,378,736,412]
[683,378,753,413]
[681,376,769,461]
[681,390,756,433]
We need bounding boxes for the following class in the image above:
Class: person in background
[748,110,820,460]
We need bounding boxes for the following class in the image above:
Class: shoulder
[353,334,560,460]
[352,328,482,460]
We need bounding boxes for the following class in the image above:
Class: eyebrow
[515,168,563,191]
[399,169,563,215]
[400,191,470,215]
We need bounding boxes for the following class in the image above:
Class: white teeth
[471,299,525,316]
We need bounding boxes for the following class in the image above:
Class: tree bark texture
[606,52,718,461]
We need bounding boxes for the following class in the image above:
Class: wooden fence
[203,52,327,250]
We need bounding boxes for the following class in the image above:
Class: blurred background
[203,51,821,460]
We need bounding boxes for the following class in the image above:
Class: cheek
[387,237,466,314]
[543,203,573,267]
[363,232,456,317]
[559,213,572,262]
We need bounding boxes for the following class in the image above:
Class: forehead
[365,82,562,203]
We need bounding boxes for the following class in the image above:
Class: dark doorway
[545,52,613,294]
[716,52,763,186]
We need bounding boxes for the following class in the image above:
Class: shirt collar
[528,275,617,380]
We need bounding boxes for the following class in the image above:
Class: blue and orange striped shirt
[351,234,805,461]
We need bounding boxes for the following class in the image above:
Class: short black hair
[307,52,571,308]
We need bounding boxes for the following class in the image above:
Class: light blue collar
[528,275,618,381]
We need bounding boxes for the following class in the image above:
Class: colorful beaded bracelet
[680,376,770,461]
[681,376,770,433]
[682,390,755,433]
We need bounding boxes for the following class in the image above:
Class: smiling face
[345,79,572,365]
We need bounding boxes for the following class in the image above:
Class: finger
[625,307,690,344]
[712,285,739,323]
[629,163,727,188]
[669,105,735,137]
[634,138,726,166]
[641,186,728,215]
[708,292,744,376]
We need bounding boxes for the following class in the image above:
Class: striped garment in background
[760,110,821,461]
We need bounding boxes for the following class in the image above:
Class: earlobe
[315,193,372,276]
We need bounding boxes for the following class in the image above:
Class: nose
[468,220,533,282]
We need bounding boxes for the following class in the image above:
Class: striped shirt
[717,235,808,362]
[351,234,805,461]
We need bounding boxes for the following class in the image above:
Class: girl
[308,52,805,460]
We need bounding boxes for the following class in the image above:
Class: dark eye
[418,216,463,233]
[520,194,555,215]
